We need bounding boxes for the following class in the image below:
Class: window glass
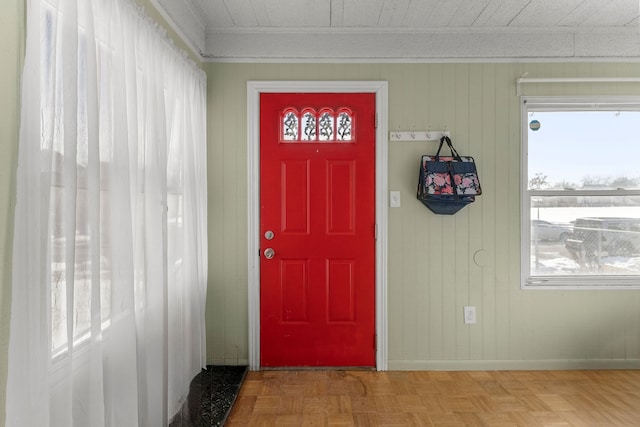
[283,110,299,141]
[280,108,354,143]
[336,111,353,141]
[528,111,640,191]
[523,98,640,288]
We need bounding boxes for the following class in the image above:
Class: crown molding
[202,27,640,62]
[149,0,640,63]
[151,0,206,57]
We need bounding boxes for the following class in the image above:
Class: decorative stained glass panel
[283,110,298,141]
[301,110,317,141]
[318,110,334,141]
[337,111,352,141]
[281,108,354,143]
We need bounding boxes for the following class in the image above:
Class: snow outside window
[521,97,640,289]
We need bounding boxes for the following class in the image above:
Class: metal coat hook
[389,129,451,142]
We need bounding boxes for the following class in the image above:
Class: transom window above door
[281,108,354,142]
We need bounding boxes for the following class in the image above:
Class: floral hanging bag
[417,136,482,215]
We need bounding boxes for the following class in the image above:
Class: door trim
[247,81,388,371]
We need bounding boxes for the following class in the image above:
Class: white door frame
[246,81,388,370]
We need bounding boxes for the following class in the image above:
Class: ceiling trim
[151,1,640,63]
[202,57,640,64]
[205,26,640,35]
[202,28,640,62]
[151,0,205,58]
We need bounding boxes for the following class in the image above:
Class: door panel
[280,259,309,323]
[260,92,375,367]
[326,161,355,234]
[327,259,355,322]
[281,160,309,234]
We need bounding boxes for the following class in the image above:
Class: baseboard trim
[208,358,250,366]
[389,359,640,371]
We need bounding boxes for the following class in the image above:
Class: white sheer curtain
[6,0,207,425]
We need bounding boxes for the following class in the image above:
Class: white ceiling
[153,0,640,61]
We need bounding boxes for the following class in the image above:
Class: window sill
[523,275,640,290]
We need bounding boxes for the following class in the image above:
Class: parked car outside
[565,217,640,267]
[531,219,572,242]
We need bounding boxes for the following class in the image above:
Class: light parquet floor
[226,369,640,426]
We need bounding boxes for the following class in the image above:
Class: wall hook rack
[390,130,450,142]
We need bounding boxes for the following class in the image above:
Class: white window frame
[521,96,640,290]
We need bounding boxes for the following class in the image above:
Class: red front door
[259,92,376,367]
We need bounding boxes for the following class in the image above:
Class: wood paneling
[205,62,640,369]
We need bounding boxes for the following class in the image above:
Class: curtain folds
[6,0,207,425]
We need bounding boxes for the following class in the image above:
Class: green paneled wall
[0,1,23,424]
[205,62,640,369]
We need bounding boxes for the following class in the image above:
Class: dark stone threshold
[169,365,248,427]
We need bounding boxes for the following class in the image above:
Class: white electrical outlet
[464,306,477,324]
